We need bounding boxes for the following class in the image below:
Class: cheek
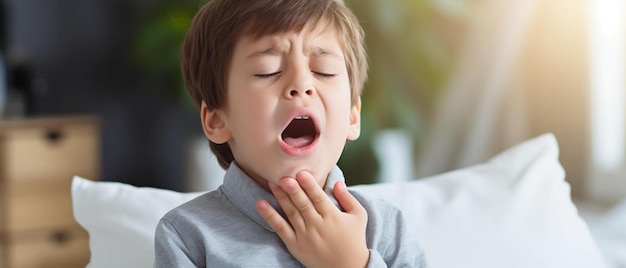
[230,98,276,140]
[326,97,353,130]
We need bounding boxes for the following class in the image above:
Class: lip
[278,108,320,157]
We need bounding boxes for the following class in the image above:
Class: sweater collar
[221,162,346,232]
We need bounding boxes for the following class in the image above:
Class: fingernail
[257,200,268,210]
[281,178,295,188]
[298,170,311,178]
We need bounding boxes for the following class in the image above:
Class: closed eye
[313,72,336,78]
[255,71,281,79]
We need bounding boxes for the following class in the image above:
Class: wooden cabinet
[0,116,100,268]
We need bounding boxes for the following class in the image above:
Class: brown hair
[181,0,368,169]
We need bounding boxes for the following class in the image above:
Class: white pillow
[351,133,605,267]
[72,133,605,268]
[72,178,202,268]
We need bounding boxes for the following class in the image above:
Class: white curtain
[416,0,538,178]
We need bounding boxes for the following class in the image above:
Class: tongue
[284,135,314,148]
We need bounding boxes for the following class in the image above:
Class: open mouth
[281,115,319,148]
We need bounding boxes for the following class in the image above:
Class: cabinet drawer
[1,123,99,183]
[2,179,77,232]
[0,116,99,268]
[2,227,89,268]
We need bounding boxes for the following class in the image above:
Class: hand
[256,171,369,268]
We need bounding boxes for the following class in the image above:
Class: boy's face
[203,23,360,188]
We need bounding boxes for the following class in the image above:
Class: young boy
[154,0,428,267]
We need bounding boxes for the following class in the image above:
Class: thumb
[333,181,365,215]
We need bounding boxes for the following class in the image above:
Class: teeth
[295,115,309,120]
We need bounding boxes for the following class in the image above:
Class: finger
[295,171,336,216]
[333,181,366,216]
[256,199,295,242]
[279,177,322,223]
[269,181,306,231]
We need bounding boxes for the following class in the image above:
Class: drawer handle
[45,130,64,144]
[51,231,69,244]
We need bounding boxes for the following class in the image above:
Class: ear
[347,97,361,141]
[200,101,232,144]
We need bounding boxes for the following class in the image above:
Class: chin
[274,162,332,184]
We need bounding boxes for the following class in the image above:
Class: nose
[283,65,315,99]
[287,88,314,97]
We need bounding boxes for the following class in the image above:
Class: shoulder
[349,189,429,267]
[155,187,244,252]
[155,191,230,267]
[158,188,235,231]
[348,188,407,232]
[348,188,401,217]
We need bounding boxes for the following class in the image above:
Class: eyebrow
[311,47,342,58]
[246,46,286,58]
[246,46,342,59]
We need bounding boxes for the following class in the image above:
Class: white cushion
[72,133,605,268]
[351,133,605,267]
[72,178,201,268]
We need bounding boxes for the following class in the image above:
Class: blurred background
[0,0,624,204]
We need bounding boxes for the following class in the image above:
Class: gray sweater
[154,163,428,267]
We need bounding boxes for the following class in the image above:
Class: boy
[154,0,428,267]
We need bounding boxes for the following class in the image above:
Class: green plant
[133,0,201,107]
[339,0,472,183]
